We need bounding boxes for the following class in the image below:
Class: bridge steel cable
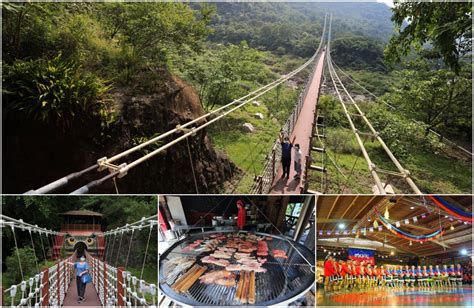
[315,61,360,190]
[27,16,329,195]
[325,14,422,194]
[328,57,422,194]
[331,61,473,157]
[325,15,385,194]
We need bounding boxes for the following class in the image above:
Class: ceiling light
[461,249,468,256]
[390,251,394,256]
[410,206,415,210]
[338,223,345,230]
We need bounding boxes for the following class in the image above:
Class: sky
[377,0,395,7]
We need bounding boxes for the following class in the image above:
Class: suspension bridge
[0,214,158,307]
[24,14,471,195]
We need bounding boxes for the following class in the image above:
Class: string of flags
[318,211,471,236]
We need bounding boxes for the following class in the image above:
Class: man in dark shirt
[279,132,296,179]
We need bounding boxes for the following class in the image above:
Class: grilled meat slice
[201,256,231,267]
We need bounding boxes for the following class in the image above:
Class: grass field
[308,127,472,194]
[208,99,284,193]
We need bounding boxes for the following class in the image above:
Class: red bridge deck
[63,276,102,307]
[270,50,326,194]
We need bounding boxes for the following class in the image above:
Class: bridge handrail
[103,214,158,236]
[251,51,324,194]
[87,253,157,307]
[2,256,74,307]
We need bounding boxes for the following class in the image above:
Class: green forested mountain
[205,2,394,57]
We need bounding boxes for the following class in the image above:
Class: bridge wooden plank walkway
[270,50,326,194]
[63,276,102,307]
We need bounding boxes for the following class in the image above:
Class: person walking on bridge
[69,256,91,304]
[293,144,302,180]
[279,133,296,179]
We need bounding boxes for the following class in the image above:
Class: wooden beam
[363,233,411,254]
[326,196,340,219]
[352,196,386,230]
[329,196,359,233]
[317,218,359,224]
[441,228,473,241]
[321,195,340,230]
[401,223,432,232]
[354,195,391,229]
[443,196,470,212]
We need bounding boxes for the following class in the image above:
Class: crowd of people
[322,256,469,292]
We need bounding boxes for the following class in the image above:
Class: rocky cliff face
[3,69,238,194]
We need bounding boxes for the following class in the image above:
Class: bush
[3,53,109,129]
[365,103,444,159]
[325,128,360,155]
[318,95,348,128]
[5,247,38,285]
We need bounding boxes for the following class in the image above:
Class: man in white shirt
[293,143,302,180]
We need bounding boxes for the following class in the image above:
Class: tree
[385,59,471,141]
[332,35,387,71]
[110,3,214,64]
[184,42,271,111]
[385,2,472,74]
[5,247,38,285]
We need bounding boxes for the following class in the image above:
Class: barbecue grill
[159,230,315,306]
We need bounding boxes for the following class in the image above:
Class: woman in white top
[293,144,302,179]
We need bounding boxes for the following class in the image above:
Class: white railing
[88,254,157,307]
[2,256,73,307]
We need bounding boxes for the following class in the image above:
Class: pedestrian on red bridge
[293,144,302,180]
[68,256,92,304]
[279,133,296,179]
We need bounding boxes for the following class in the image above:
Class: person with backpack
[69,256,91,303]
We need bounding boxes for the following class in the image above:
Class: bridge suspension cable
[331,61,473,157]
[326,14,422,194]
[27,15,329,195]
[0,214,64,235]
